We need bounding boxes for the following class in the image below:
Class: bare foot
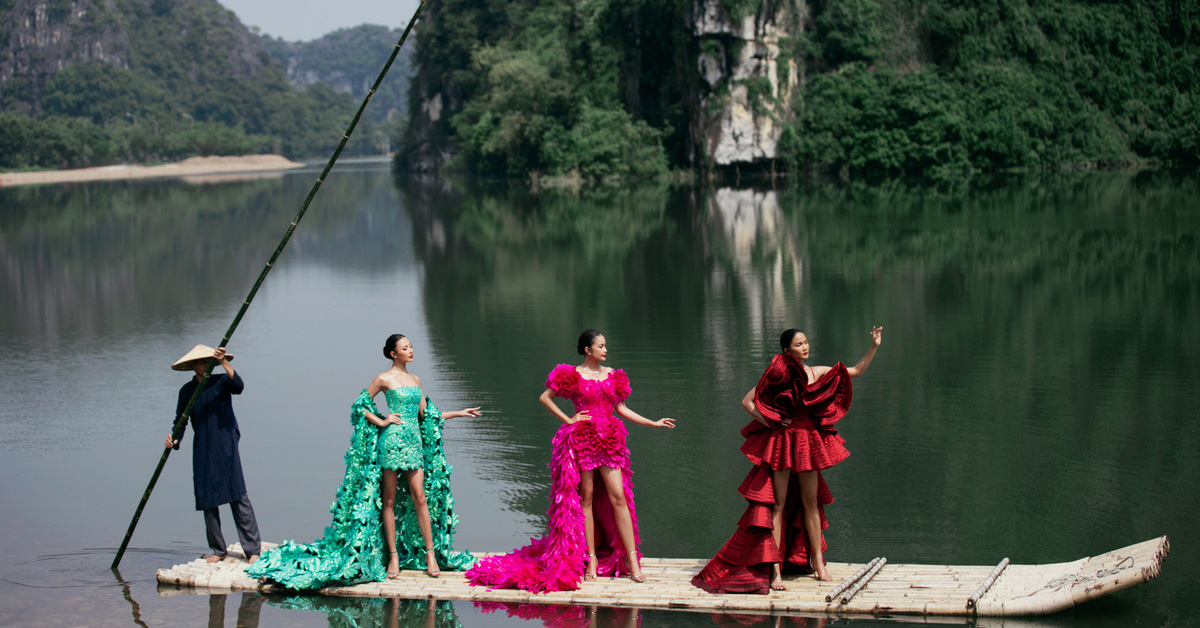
[205,554,223,563]
[770,564,786,591]
[812,555,832,581]
[246,554,259,565]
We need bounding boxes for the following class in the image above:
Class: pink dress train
[466,364,643,592]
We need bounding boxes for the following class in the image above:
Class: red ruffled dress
[691,354,853,595]
[466,364,643,592]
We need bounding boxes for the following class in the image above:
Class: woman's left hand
[457,407,482,418]
[655,418,676,429]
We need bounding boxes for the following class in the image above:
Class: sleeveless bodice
[385,386,422,418]
[379,386,423,471]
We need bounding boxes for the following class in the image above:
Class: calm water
[0,166,1197,627]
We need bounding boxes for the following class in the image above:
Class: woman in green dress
[367,333,481,578]
[247,334,479,588]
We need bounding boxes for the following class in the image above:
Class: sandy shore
[0,154,306,187]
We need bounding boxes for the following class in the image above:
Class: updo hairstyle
[383,333,407,359]
[778,329,802,353]
[577,329,602,356]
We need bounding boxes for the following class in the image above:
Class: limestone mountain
[260,24,413,123]
[1,0,277,118]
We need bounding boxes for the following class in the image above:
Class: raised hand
[870,326,883,347]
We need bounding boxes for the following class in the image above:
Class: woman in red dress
[693,326,882,593]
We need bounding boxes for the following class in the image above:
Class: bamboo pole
[110,0,428,570]
[826,557,881,602]
[966,557,1009,608]
[840,557,886,605]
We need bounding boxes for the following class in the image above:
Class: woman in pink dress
[466,329,676,592]
[692,326,881,594]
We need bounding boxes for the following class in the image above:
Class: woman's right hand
[386,413,403,425]
[567,410,591,425]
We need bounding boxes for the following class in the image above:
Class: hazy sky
[219,0,423,41]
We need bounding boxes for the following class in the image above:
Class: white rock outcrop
[694,0,803,168]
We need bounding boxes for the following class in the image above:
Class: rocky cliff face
[0,0,130,113]
[260,25,413,122]
[693,0,803,170]
[1,0,275,115]
[397,0,805,173]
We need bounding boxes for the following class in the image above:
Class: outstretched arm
[845,326,883,379]
[615,403,675,429]
[443,406,482,419]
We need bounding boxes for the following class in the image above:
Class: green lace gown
[247,389,475,589]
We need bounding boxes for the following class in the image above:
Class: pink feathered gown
[466,364,643,592]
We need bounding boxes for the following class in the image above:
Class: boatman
[165,344,262,564]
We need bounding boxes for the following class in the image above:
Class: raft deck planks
[155,536,1168,617]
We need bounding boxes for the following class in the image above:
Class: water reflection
[475,601,640,628]
[0,171,406,341]
[270,596,460,628]
[1,169,1197,626]
[209,592,265,628]
[111,568,151,628]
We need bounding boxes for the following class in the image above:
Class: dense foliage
[403,0,1198,177]
[401,0,696,177]
[783,0,1200,175]
[0,0,399,170]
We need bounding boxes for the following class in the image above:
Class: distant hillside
[0,0,397,168]
[261,24,413,123]
[1,0,276,117]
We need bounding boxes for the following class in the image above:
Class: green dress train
[247,389,475,589]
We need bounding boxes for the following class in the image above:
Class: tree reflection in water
[267,595,459,628]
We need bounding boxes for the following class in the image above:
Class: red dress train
[692,355,853,595]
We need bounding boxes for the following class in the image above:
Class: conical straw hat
[171,344,234,371]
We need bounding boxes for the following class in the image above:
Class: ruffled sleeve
[752,354,802,425]
[545,364,579,398]
[804,362,853,426]
[608,369,632,402]
[750,357,853,430]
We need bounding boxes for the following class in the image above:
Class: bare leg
[597,467,644,582]
[770,468,791,590]
[402,468,438,577]
[381,469,400,577]
[798,470,831,581]
[579,469,597,580]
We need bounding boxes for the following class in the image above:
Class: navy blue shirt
[174,372,248,511]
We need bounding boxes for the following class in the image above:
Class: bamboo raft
[155,536,1168,618]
